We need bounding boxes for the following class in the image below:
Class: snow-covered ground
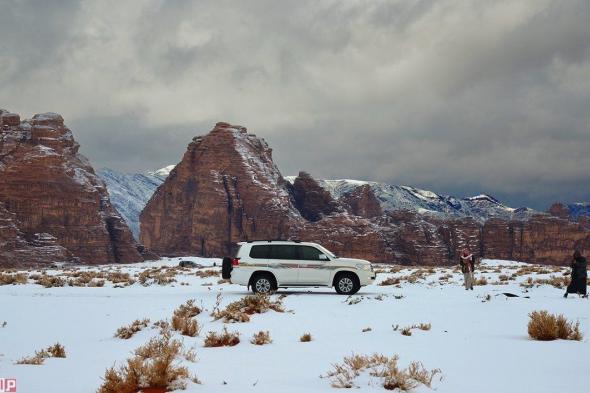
[1,259,588,393]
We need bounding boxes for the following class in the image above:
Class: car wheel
[334,273,360,295]
[252,274,275,294]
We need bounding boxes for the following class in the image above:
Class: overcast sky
[1,0,589,209]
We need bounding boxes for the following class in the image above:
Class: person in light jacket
[564,250,587,298]
[460,248,475,290]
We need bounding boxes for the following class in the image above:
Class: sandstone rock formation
[291,171,340,221]
[140,123,300,256]
[0,109,146,266]
[141,122,590,266]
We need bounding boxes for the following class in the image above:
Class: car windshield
[316,244,338,259]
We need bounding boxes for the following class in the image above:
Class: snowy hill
[286,177,536,222]
[97,167,172,238]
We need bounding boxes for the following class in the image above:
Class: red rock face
[0,109,145,266]
[339,184,383,219]
[141,123,590,266]
[291,171,340,221]
[140,123,300,256]
[547,203,571,220]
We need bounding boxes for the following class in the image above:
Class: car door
[267,245,300,285]
[297,245,332,285]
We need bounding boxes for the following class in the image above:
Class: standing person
[564,250,588,298]
[460,248,475,290]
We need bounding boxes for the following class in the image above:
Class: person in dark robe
[564,250,587,298]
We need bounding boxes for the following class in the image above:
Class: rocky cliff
[140,123,300,256]
[0,109,146,266]
[140,123,590,266]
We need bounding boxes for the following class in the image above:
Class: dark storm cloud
[1,0,589,209]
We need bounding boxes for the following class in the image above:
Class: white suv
[221,240,375,295]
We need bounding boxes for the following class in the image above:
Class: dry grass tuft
[16,342,67,365]
[379,277,401,286]
[46,343,66,358]
[528,310,583,341]
[115,319,150,339]
[196,269,219,278]
[212,294,284,323]
[250,330,272,345]
[0,272,28,285]
[203,327,240,347]
[138,267,178,286]
[34,274,66,288]
[400,327,412,336]
[300,332,313,342]
[323,353,440,390]
[362,327,372,333]
[172,299,202,337]
[97,330,195,393]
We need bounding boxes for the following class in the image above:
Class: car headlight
[356,264,371,271]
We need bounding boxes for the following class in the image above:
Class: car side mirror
[319,254,329,261]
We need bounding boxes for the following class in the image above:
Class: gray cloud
[1,0,589,209]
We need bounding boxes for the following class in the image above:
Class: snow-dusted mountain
[100,166,538,242]
[285,177,536,222]
[566,202,590,219]
[97,167,173,239]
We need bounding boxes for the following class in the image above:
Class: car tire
[221,257,233,279]
[334,272,360,295]
[251,273,276,294]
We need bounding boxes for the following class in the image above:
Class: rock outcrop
[291,171,340,221]
[140,123,300,256]
[140,122,590,266]
[0,109,146,266]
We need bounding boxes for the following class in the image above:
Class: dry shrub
[34,274,66,288]
[379,277,401,286]
[138,267,178,286]
[16,342,67,365]
[300,332,313,342]
[46,343,66,358]
[171,300,201,337]
[0,272,28,285]
[474,277,488,286]
[250,330,272,345]
[97,330,194,393]
[414,323,431,331]
[203,327,240,347]
[115,319,150,339]
[107,271,132,284]
[212,294,284,323]
[16,354,45,365]
[528,310,583,341]
[400,327,412,336]
[323,353,440,391]
[362,327,372,332]
[196,270,219,278]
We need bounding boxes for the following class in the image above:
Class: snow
[97,168,168,239]
[148,165,176,178]
[0,258,588,393]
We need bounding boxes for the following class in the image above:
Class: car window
[269,245,298,260]
[249,245,270,259]
[299,246,325,261]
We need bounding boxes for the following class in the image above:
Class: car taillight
[231,258,240,266]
